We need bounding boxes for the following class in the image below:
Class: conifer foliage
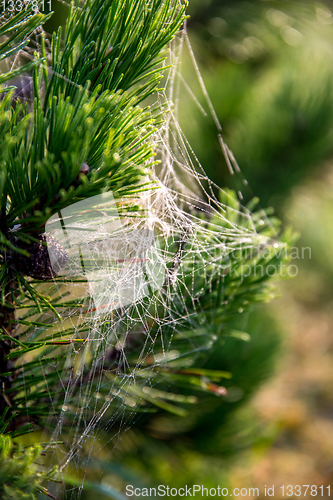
[0,1,294,498]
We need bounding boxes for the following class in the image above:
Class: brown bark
[0,273,17,421]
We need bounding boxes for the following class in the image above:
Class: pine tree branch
[0,6,52,84]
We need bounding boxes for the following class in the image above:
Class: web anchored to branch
[0,2,292,498]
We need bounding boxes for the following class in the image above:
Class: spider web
[1,4,283,498]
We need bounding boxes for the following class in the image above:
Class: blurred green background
[42,1,333,498]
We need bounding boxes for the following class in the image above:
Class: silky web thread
[1,4,281,496]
